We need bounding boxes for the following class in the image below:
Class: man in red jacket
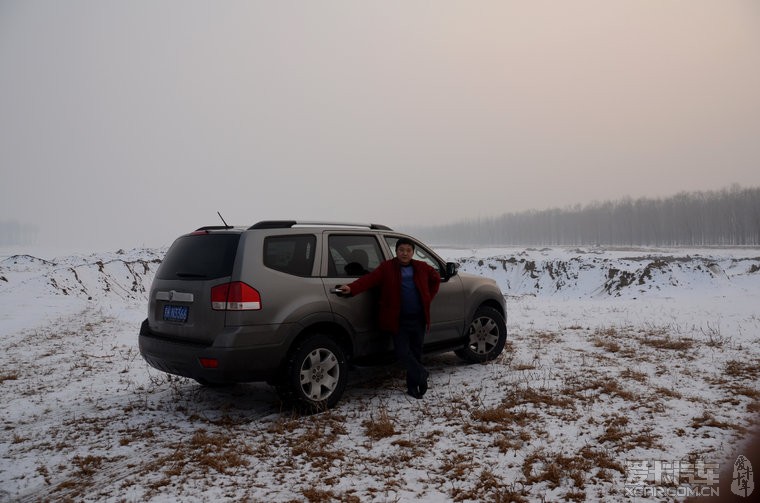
[337,238,441,399]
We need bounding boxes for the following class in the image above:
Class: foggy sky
[2,0,759,251]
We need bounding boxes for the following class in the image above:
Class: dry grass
[512,361,538,371]
[520,447,607,496]
[188,430,249,474]
[595,327,618,338]
[535,330,562,344]
[598,380,637,401]
[725,359,760,380]
[301,487,360,503]
[130,426,254,497]
[493,431,532,453]
[733,386,760,399]
[440,451,476,480]
[579,445,625,474]
[701,323,732,348]
[118,427,155,446]
[639,335,694,351]
[592,334,622,353]
[690,411,735,431]
[0,372,19,383]
[471,405,538,432]
[653,386,683,399]
[507,386,575,409]
[72,454,105,476]
[289,422,346,470]
[362,406,397,440]
[620,368,647,383]
[596,415,661,451]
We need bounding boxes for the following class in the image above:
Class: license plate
[163,304,189,322]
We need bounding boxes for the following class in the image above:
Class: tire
[455,306,507,363]
[282,334,348,413]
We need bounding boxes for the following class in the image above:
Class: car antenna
[217,211,230,228]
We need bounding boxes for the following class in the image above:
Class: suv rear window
[264,235,316,276]
[156,233,240,280]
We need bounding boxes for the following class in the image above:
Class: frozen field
[1,246,759,502]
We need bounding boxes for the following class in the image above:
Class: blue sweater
[399,264,423,317]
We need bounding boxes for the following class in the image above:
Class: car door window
[328,235,384,277]
[263,234,317,276]
[383,236,443,274]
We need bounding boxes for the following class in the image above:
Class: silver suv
[139,221,506,410]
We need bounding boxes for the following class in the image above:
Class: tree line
[409,186,760,247]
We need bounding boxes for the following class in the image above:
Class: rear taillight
[211,282,262,311]
[199,358,218,369]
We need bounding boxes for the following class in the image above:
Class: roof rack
[248,220,393,231]
[194,225,234,231]
[249,220,297,229]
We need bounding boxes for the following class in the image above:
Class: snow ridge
[0,249,164,304]
[448,248,760,299]
[2,247,759,305]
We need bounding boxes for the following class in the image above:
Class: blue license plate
[163,304,189,322]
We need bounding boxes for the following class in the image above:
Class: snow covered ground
[1,246,758,502]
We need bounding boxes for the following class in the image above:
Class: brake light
[211,282,262,311]
[199,358,218,369]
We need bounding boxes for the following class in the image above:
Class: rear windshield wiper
[175,272,208,279]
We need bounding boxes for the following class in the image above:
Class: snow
[1,246,759,502]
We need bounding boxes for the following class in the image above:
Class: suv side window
[263,235,316,277]
[384,236,443,274]
[328,235,384,277]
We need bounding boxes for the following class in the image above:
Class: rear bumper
[138,319,293,384]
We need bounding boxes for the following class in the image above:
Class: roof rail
[369,223,393,230]
[248,220,393,231]
[194,225,234,231]
[248,220,298,229]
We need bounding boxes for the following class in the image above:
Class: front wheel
[281,334,348,413]
[455,306,507,363]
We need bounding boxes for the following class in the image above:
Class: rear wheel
[455,306,507,363]
[281,334,348,413]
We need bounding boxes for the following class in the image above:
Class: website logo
[731,455,754,498]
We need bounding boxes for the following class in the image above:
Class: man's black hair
[395,237,416,251]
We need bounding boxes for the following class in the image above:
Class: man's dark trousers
[392,316,428,394]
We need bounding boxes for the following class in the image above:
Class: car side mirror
[445,262,459,279]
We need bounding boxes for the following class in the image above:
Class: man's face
[396,244,414,265]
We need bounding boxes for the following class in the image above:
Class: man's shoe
[407,388,423,399]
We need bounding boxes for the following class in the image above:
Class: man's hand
[336,285,351,295]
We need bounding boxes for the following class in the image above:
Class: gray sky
[2,0,759,251]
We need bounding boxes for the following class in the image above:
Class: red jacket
[347,258,441,334]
